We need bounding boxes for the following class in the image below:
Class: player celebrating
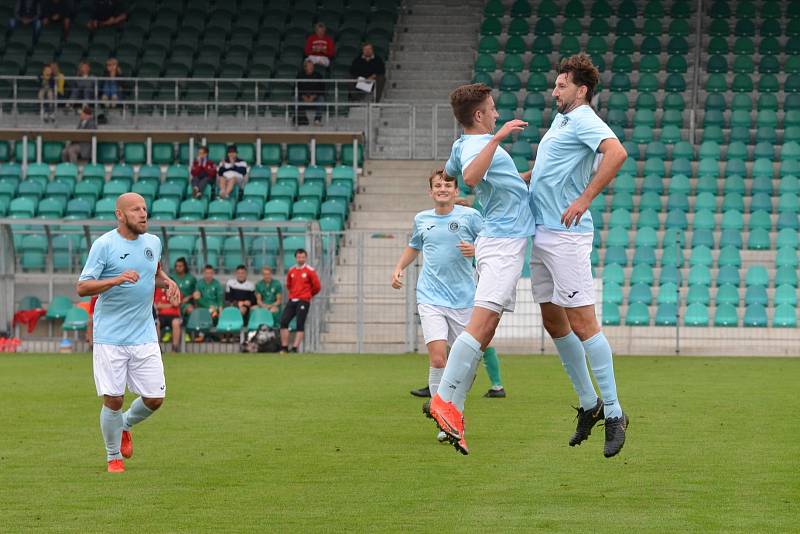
[428,83,535,454]
[77,192,180,473]
[530,54,629,457]
[391,169,484,445]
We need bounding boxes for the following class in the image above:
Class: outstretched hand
[493,119,528,142]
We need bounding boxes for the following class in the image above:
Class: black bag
[244,325,281,353]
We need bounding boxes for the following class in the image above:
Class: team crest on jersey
[448,221,460,233]
[559,117,570,128]
[144,247,154,261]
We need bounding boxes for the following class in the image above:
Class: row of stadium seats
[0,141,364,167]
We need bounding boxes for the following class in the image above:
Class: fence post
[356,232,364,353]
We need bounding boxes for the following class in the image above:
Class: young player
[427,83,535,454]
[391,169,484,444]
[77,192,180,473]
[530,54,629,457]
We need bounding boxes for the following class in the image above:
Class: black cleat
[483,387,507,398]
[410,385,431,398]
[569,398,605,447]
[603,413,629,458]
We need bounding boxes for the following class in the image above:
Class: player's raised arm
[391,246,420,289]
[462,119,527,187]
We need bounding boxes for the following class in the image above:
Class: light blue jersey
[445,134,535,238]
[409,205,483,309]
[79,230,162,345]
[531,104,617,233]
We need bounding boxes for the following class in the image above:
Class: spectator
[216,144,248,200]
[100,57,122,112]
[38,63,56,122]
[61,106,96,163]
[304,22,335,68]
[9,0,42,35]
[255,266,283,326]
[190,145,216,198]
[192,264,224,341]
[172,257,196,318]
[41,0,72,35]
[50,61,65,100]
[279,249,321,353]
[69,61,93,107]
[87,0,126,30]
[154,286,182,353]
[350,42,386,102]
[296,59,325,126]
[225,264,257,320]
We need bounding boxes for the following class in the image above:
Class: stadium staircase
[371,0,484,159]
[321,159,437,352]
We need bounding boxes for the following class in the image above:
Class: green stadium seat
[602,282,624,305]
[633,245,657,267]
[602,303,621,325]
[63,306,89,332]
[625,302,650,326]
[773,304,798,328]
[776,247,799,268]
[718,246,742,268]
[602,264,625,286]
[655,303,678,326]
[684,303,709,326]
[636,208,660,230]
[178,198,207,220]
[747,228,771,250]
[628,264,653,286]
[714,303,739,327]
[686,284,710,305]
[776,228,798,250]
[743,304,767,327]
[628,282,652,305]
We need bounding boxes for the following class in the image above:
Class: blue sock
[582,332,622,419]
[553,332,598,410]
[438,332,481,405]
[122,397,154,431]
[451,350,482,412]
[100,405,123,461]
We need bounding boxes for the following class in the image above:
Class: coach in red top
[280,248,321,353]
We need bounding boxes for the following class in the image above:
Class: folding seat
[773,304,798,328]
[705,74,727,93]
[531,36,553,55]
[690,228,714,250]
[689,245,713,267]
[526,74,547,92]
[759,56,781,75]
[720,227,744,249]
[636,208,660,229]
[776,247,799,268]
[718,246,742,268]
[510,0,532,17]
[688,264,712,287]
[687,284,712,307]
[662,227,685,248]
[602,263,625,286]
[660,125,682,145]
[659,245,683,267]
[721,193,744,213]
[628,282,652,305]
[657,283,679,306]
[750,192,772,213]
[715,284,740,307]
[732,55,754,75]
[665,209,688,230]
[625,303,650,326]
[749,210,773,232]
[605,226,629,247]
[630,264,654,285]
[608,208,632,229]
[602,303,621,325]
[780,176,800,195]
[743,304,768,327]
[775,285,798,307]
[667,193,689,212]
[603,247,628,267]
[507,17,530,37]
[478,36,500,54]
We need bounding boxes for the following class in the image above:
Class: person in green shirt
[255,266,283,325]
[192,264,224,340]
[172,257,197,317]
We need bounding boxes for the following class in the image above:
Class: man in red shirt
[155,287,182,352]
[304,22,335,68]
[190,145,216,199]
[280,248,321,353]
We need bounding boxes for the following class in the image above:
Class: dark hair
[80,105,92,116]
[295,248,307,256]
[174,257,188,269]
[203,264,215,271]
[198,145,208,154]
[227,144,237,153]
[557,53,600,103]
[236,264,247,271]
[428,167,455,188]
[449,83,493,127]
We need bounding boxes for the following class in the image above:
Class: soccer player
[77,192,180,473]
[255,266,283,326]
[391,169,483,443]
[279,249,321,353]
[529,54,629,457]
[427,83,535,454]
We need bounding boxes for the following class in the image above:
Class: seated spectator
[192,264,223,341]
[296,59,325,126]
[304,22,335,68]
[100,57,122,111]
[350,42,386,102]
[190,145,216,198]
[51,61,65,100]
[155,286,182,352]
[38,63,56,122]
[255,266,283,326]
[217,144,248,200]
[69,61,93,107]
[172,257,196,318]
[87,0,126,30]
[225,264,257,320]
[41,0,72,35]
[9,0,41,35]
[61,106,96,163]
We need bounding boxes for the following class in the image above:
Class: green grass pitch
[1,353,798,532]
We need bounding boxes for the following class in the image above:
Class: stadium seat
[602,303,621,325]
[186,308,213,337]
[714,303,739,327]
[217,307,244,333]
[62,306,89,332]
[684,303,709,326]
[625,302,650,325]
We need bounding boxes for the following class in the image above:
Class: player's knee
[104,395,124,411]
[143,397,164,411]
[542,317,571,338]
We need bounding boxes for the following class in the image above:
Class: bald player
[77,193,180,473]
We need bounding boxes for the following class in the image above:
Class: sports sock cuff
[101,405,122,415]
[458,331,481,352]
[582,331,607,349]
[553,331,579,345]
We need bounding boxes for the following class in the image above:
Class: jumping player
[428,83,535,454]
[530,54,629,457]
[77,192,180,472]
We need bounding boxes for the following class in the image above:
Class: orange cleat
[453,434,469,455]
[120,430,133,459]
[107,459,125,473]
[428,394,464,440]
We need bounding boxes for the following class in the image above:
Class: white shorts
[93,342,166,398]
[474,236,528,313]
[417,304,471,346]
[530,226,596,308]
[221,171,245,184]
